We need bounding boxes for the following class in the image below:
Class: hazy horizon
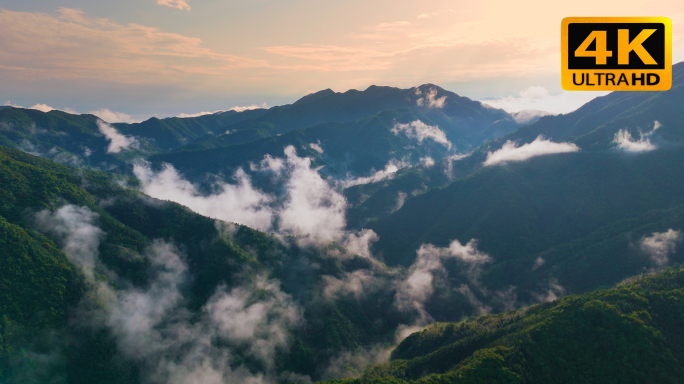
[1,0,683,121]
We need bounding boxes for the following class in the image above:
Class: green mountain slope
[0,146,412,383]
[322,266,684,384]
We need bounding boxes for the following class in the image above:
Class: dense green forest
[321,265,684,383]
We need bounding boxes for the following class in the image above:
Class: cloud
[322,270,379,300]
[394,239,492,321]
[532,256,546,270]
[442,153,470,179]
[419,156,435,167]
[457,284,492,316]
[97,120,140,153]
[0,7,263,85]
[90,108,137,123]
[136,145,374,245]
[4,100,77,114]
[484,136,579,166]
[100,242,302,383]
[481,86,610,114]
[341,229,379,258]
[18,140,83,167]
[205,278,303,370]
[134,162,275,231]
[29,103,56,113]
[417,14,430,19]
[34,205,105,280]
[321,344,392,380]
[511,110,554,124]
[3,101,132,123]
[640,229,682,268]
[391,120,452,149]
[178,104,266,119]
[308,142,324,154]
[274,146,347,241]
[340,159,409,188]
[415,88,446,108]
[613,121,661,153]
[393,191,408,212]
[157,0,191,11]
[531,279,565,303]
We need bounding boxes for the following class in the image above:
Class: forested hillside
[0,146,414,383]
[322,265,684,384]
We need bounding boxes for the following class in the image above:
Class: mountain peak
[294,88,335,105]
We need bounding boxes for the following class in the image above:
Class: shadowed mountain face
[147,84,520,181]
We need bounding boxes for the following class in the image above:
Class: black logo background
[568,23,665,70]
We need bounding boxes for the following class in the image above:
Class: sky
[1,0,683,122]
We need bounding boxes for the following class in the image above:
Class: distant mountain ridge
[146,84,523,182]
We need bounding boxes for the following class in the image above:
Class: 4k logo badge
[562,17,672,91]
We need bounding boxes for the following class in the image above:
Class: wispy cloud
[531,279,565,303]
[34,205,105,280]
[134,163,275,231]
[641,229,682,268]
[135,145,380,247]
[391,120,452,149]
[36,204,304,383]
[157,0,191,11]
[415,87,446,108]
[29,103,56,113]
[613,121,661,153]
[340,159,409,188]
[308,142,324,154]
[90,108,136,123]
[484,136,579,166]
[395,239,492,322]
[97,120,139,153]
[177,104,266,118]
[0,8,265,84]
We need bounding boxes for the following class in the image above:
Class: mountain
[5,66,684,383]
[149,108,454,182]
[346,62,684,229]
[114,108,268,151]
[199,84,516,143]
[321,265,684,383]
[147,84,521,182]
[0,107,268,173]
